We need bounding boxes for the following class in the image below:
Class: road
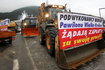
[0,34,105,70]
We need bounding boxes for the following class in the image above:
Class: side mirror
[66,9,71,13]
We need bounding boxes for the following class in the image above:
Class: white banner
[0,19,9,26]
[58,13,103,29]
[0,19,9,31]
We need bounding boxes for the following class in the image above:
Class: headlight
[55,20,58,28]
[55,20,58,25]
[52,5,57,8]
[58,5,64,9]
[23,23,27,26]
[45,13,50,18]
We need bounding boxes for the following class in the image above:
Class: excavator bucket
[55,13,105,69]
[55,36,105,69]
[21,27,39,37]
[0,31,16,38]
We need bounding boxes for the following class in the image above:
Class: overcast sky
[0,0,105,17]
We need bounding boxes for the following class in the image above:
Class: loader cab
[22,17,38,28]
[44,5,65,20]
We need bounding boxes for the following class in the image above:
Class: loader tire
[8,37,12,44]
[97,33,105,49]
[97,39,105,49]
[46,27,57,56]
[39,28,45,45]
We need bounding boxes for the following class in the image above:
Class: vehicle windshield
[24,18,37,25]
[49,8,64,19]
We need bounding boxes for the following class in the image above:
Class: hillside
[0,6,39,20]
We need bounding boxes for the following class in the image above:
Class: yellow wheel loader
[38,3,105,69]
